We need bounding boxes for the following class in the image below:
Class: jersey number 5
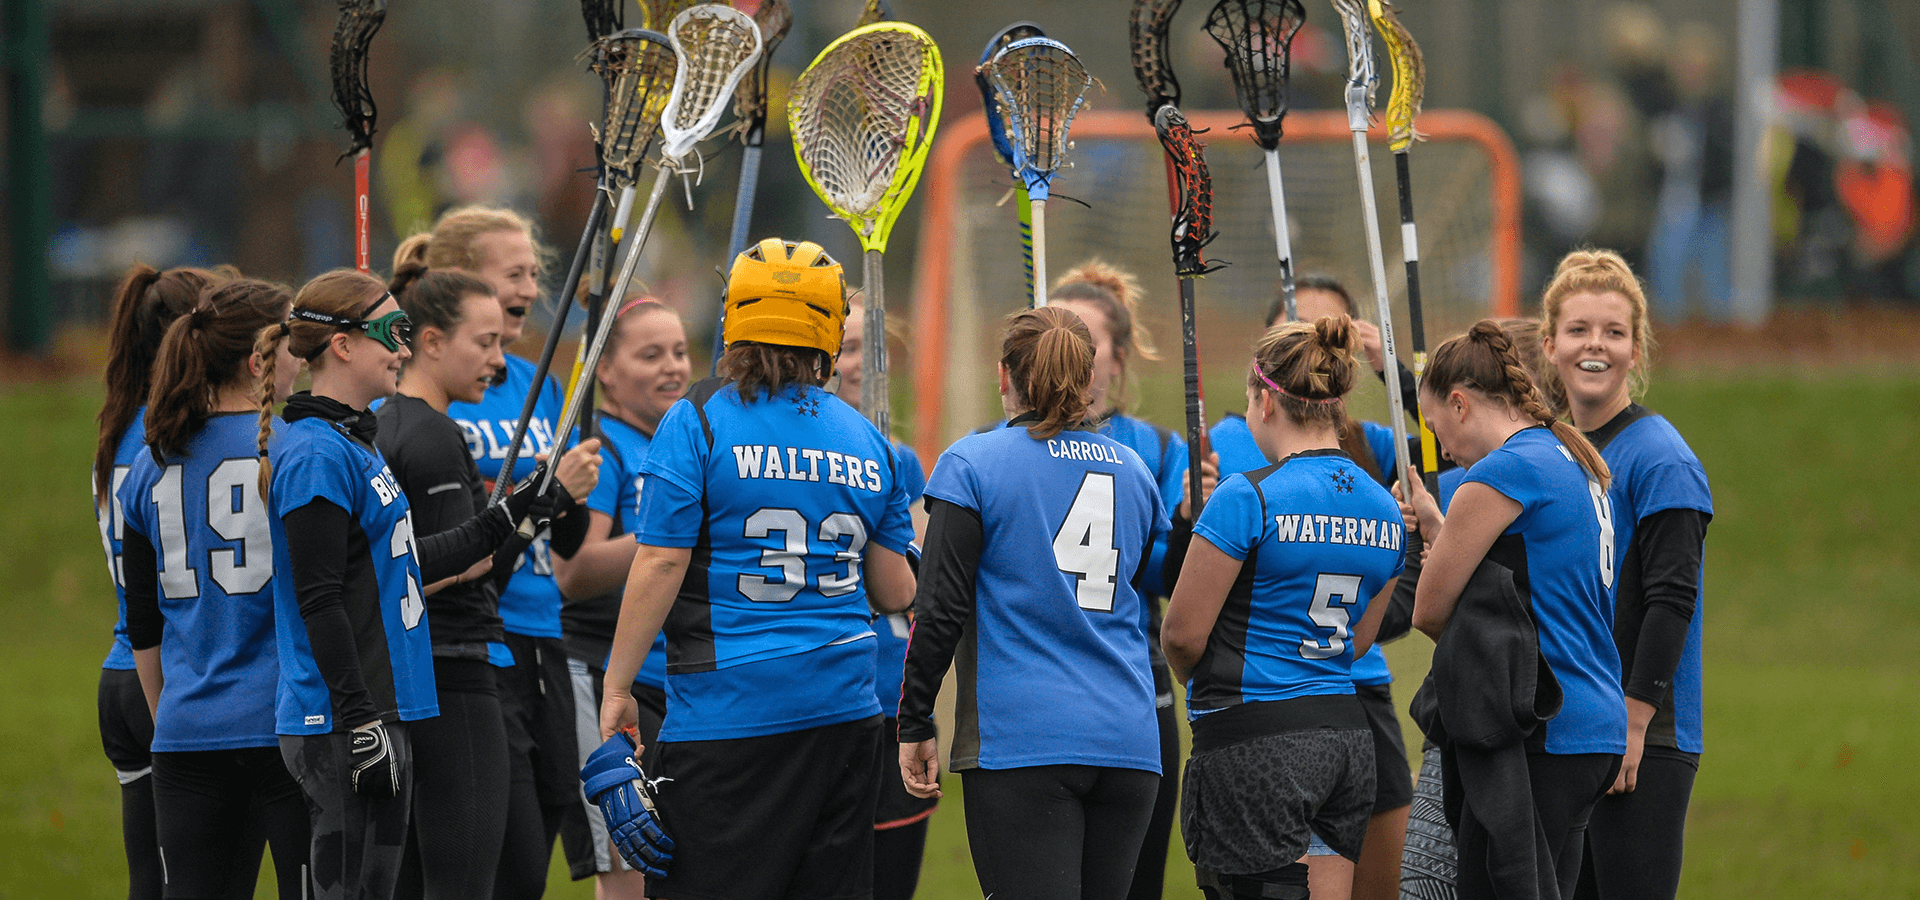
[1054,472,1120,612]
[1301,573,1365,660]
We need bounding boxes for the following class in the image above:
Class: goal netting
[906,108,1520,457]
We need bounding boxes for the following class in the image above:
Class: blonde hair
[1424,320,1610,488]
[1047,260,1158,410]
[1001,306,1096,440]
[253,269,388,496]
[391,205,551,280]
[1539,249,1656,412]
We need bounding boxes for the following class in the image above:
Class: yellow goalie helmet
[723,238,848,357]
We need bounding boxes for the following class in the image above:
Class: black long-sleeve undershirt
[122,531,163,652]
[1620,507,1710,707]
[896,498,983,744]
[284,497,382,728]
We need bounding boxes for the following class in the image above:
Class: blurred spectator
[1645,21,1735,322]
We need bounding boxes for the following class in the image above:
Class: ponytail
[1000,306,1095,440]
[146,280,293,462]
[1425,320,1609,488]
[255,321,290,498]
[95,264,232,504]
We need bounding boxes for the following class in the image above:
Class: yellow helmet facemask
[722,238,847,357]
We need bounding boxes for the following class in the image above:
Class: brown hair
[254,269,389,495]
[1265,274,1356,328]
[1247,315,1361,433]
[1489,317,1560,416]
[719,342,828,403]
[392,205,550,282]
[599,298,679,369]
[1047,260,1158,410]
[94,264,234,503]
[1001,306,1096,440]
[390,263,494,335]
[146,279,293,460]
[1423,320,1610,487]
[1538,249,1655,411]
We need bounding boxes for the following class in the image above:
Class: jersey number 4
[1054,472,1121,612]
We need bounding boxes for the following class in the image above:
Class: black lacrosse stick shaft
[1394,150,1439,491]
[1179,277,1207,518]
[1155,105,1223,517]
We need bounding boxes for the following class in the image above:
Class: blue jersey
[871,440,926,716]
[577,414,666,689]
[638,379,916,741]
[447,354,567,638]
[94,408,146,671]
[1187,451,1406,716]
[1463,427,1624,755]
[118,414,282,751]
[268,416,437,734]
[1590,406,1712,753]
[1210,414,1397,686]
[925,424,1168,773]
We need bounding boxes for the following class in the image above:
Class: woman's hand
[600,684,640,744]
[900,738,942,799]
[552,438,603,501]
[1609,698,1656,795]
[1353,319,1387,374]
[1393,466,1444,542]
[1177,451,1220,521]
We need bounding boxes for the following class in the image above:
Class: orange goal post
[907,108,1520,462]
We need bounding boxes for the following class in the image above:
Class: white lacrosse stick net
[789,28,940,241]
[659,5,763,162]
[983,37,1093,198]
[598,31,678,188]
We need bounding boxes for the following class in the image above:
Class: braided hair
[1424,320,1610,487]
[253,269,389,496]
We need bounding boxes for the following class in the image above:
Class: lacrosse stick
[975,23,1047,300]
[710,0,794,373]
[856,0,892,26]
[788,22,943,436]
[643,0,697,31]
[540,4,761,500]
[1206,0,1306,322]
[1154,105,1225,517]
[1371,0,1438,487]
[984,37,1094,307]
[1331,0,1413,485]
[1129,0,1184,119]
[581,0,624,40]
[328,0,385,273]
[491,29,678,504]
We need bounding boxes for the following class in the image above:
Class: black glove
[349,721,403,798]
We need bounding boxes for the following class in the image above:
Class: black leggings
[1128,700,1182,900]
[962,764,1162,900]
[496,633,576,899]
[99,668,163,900]
[1452,752,1617,900]
[873,818,931,900]
[393,661,511,900]
[281,725,415,900]
[1573,748,1699,900]
[151,747,309,900]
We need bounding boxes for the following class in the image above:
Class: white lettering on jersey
[762,446,786,479]
[729,445,885,493]
[370,467,401,506]
[800,448,825,481]
[1045,438,1126,465]
[1272,514,1401,550]
[732,445,765,479]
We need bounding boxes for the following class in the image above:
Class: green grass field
[3,369,1916,897]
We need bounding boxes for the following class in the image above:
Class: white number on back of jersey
[151,466,199,599]
[740,508,808,602]
[817,513,869,597]
[389,514,426,629]
[150,460,273,599]
[1053,472,1120,612]
[96,465,130,589]
[1300,573,1365,660]
[1556,446,1617,589]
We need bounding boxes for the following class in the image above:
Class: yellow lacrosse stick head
[1368,0,1425,153]
[787,22,945,254]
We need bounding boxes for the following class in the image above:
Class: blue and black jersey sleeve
[1620,507,1709,707]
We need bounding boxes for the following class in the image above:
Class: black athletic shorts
[499,632,581,815]
[1357,683,1415,812]
[1181,727,1376,871]
[875,717,938,830]
[562,655,667,880]
[98,667,155,782]
[642,715,883,900]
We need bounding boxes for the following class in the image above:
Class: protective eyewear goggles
[291,296,413,358]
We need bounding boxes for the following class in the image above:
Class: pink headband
[616,297,666,319]
[1251,363,1341,404]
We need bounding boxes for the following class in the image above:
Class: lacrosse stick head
[856,0,893,26]
[787,22,945,253]
[597,29,679,187]
[1369,0,1425,151]
[984,37,1093,200]
[729,0,793,144]
[328,0,387,159]
[1330,0,1377,129]
[975,22,1047,171]
[1154,105,1223,278]
[660,5,764,162]
[1129,0,1184,122]
[642,0,695,31]
[1204,0,1305,150]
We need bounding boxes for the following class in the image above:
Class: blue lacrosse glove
[580,732,674,878]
